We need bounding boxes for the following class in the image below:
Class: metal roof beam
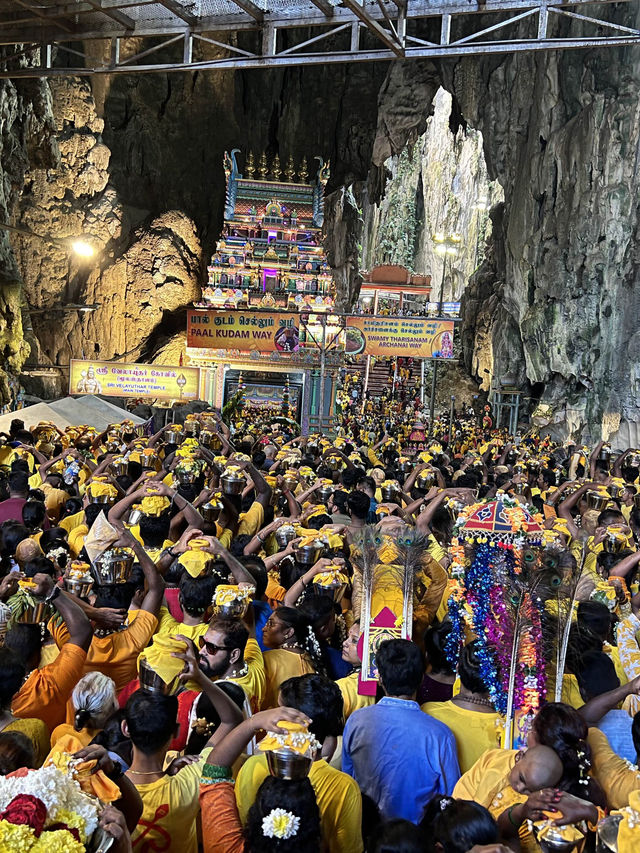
[3,31,640,77]
[155,0,197,25]
[228,0,264,22]
[12,0,74,31]
[340,0,403,54]
[307,0,335,17]
[84,0,135,28]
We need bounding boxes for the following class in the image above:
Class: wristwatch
[166,546,178,558]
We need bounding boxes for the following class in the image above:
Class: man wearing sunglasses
[198,614,265,713]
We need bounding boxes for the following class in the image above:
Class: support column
[301,369,312,436]
[429,360,438,428]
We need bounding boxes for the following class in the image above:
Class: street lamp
[0,222,96,259]
[432,232,462,314]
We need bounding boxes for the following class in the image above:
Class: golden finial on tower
[271,154,282,181]
[285,154,295,182]
[258,152,268,180]
[245,151,256,179]
[297,156,308,183]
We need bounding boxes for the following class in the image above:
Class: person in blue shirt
[342,638,460,823]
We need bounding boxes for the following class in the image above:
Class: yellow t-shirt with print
[130,757,204,853]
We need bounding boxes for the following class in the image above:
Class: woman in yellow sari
[454,703,605,848]
[260,606,315,710]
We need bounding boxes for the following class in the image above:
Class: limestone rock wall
[450,32,640,443]
[0,74,58,403]
[12,76,201,381]
[361,87,502,303]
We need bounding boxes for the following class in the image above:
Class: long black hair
[271,606,321,672]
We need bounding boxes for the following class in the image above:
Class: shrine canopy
[459,498,544,545]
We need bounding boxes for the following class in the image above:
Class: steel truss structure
[0,0,639,76]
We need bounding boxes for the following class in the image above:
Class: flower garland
[0,762,100,852]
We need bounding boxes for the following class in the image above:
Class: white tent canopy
[0,396,144,435]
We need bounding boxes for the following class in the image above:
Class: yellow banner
[345,316,455,359]
[187,310,300,353]
[69,360,200,401]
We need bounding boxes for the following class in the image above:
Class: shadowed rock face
[451,36,640,444]
[2,30,640,439]
[2,55,386,400]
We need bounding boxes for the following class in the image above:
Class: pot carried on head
[91,547,135,585]
[139,658,182,696]
[221,469,246,495]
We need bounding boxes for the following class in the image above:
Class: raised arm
[557,482,596,541]
[173,636,244,747]
[201,536,257,588]
[107,487,146,525]
[204,707,311,768]
[579,675,640,726]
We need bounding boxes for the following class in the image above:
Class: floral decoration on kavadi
[444,497,554,749]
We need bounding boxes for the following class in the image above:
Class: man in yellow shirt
[422,640,503,774]
[235,673,363,853]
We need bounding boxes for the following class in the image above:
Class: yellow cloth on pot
[46,734,121,803]
[214,584,255,606]
[306,505,329,521]
[258,721,320,755]
[87,481,118,500]
[140,495,170,517]
[313,569,348,587]
[617,790,640,852]
[139,634,187,685]
[178,546,212,578]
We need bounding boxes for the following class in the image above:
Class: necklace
[229,663,249,678]
[454,692,494,708]
[127,768,166,776]
[282,642,303,653]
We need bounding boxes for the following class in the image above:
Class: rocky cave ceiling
[2,12,640,443]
